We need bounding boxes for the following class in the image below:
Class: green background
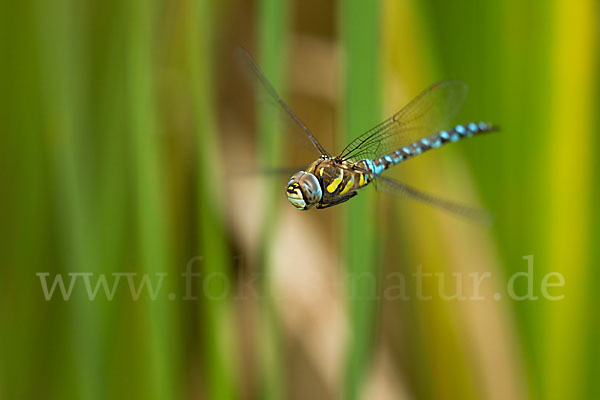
[1,0,597,399]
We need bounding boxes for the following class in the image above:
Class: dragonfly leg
[316,192,357,209]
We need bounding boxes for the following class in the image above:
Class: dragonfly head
[286,171,322,210]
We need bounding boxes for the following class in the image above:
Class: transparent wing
[339,81,468,161]
[373,174,493,225]
[236,46,331,157]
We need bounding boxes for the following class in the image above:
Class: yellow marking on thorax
[326,169,344,193]
[339,174,355,195]
[358,172,367,187]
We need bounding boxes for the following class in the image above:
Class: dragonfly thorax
[286,171,322,210]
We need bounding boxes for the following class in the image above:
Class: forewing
[339,81,468,161]
[236,46,331,157]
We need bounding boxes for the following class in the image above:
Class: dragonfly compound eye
[286,171,322,210]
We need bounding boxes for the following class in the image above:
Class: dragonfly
[238,47,498,221]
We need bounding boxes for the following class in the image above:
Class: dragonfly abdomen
[365,121,498,174]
